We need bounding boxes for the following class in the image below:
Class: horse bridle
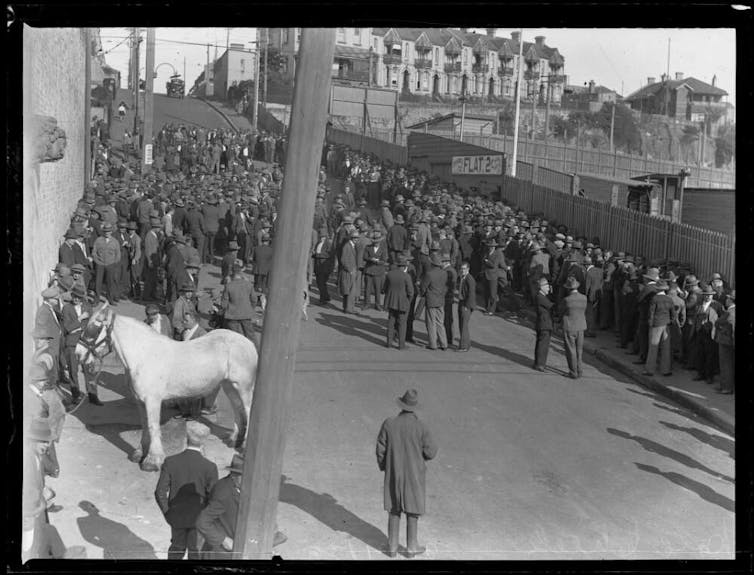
[79,317,114,366]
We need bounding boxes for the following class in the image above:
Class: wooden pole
[84,28,92,184]
[511,28,524,177]
[234,28,336,560]
[142,28,155,174]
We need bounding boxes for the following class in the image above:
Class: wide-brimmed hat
[145,303,160,315]
[395,254,408,266]
[179,281,195,293]
[564,277,580,290]
[126,221,137,231]
[710,272,722,282]
[396,389,419,412]
[429,253,443,267]
[643,267,661,281]
[654,279,669,291]
[227,453,245,474]
[41,286,61,299]
[186,255,201,269]
[684,274,699,287]
[699,283,716,295]
[71,263,87,274]
[227,240,240,251]
[70,285,87,300]
[101,223,113,232]
[485,239,498,247]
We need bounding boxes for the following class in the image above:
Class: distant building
[563,80,620,112]
[267,28,567,103]
[406,112,497,136]
[212,43,257,100]
[623,73,728,123]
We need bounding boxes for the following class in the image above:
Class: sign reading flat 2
[451,155,503,176]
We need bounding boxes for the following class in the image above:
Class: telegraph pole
[133,28,141,139]
[459,95,467,142]
[543,78,551,141]
[234,28,336,560]
[206,44,210,96]
[142,28,155,173]
[511,28,524,177]
[84,27,92,183]
[609,101,616,153]
[252,40,260,131]
[263,27,269,107]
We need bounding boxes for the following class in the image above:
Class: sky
[99,28,736,105]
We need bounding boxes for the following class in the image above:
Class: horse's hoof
[129,449,143,463]
[140,457,162,472]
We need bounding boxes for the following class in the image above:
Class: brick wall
[23,26,86,373]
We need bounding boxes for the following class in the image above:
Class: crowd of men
[23,120,736,560]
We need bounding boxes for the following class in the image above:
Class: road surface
[46,262,735,560]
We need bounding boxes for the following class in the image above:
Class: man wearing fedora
[633,267,660,364]
[457,260,476,352]
[387,214,409,264]
[692,284,722,385]
[421,253,448,350]
[482,239,506,315]
[127,222,143,300]
[221,260,257,344]
[196,453,287,559]
[142,216,163,302]
[313,225,335,306]
[202,195,222,264]
[533,277,554,371]
[339,229,359,314]
[714,290,735,394]
[643,280,676,377]
[92,222,121,305]
[221,241,240,285]
[559,276,587,379]
[383,253,414,349]
[376,389,438,558]
[186,200,206,264]
[172,282,197,341]
[363,229,388,311]
[155,420,218,560]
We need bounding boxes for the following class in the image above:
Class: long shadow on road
[77,500,158,559]
[659,421,735,459]
[279,475,386,552]
[315,312,386,348]
[633,463,735,514]
[607,428,734,483]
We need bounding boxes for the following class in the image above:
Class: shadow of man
[77,500,158,559]
[278,475,386,552]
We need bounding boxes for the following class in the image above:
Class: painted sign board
[451,154,504,176]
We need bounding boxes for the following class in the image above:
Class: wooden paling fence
[327,126,408,165]
[501,175,735,286]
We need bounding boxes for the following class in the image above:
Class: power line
[102,31,136,55]
[100,35,258,51]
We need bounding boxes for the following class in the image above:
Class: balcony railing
[524,69,540,81]
[444,62,461,74]
[549,74,566,83]
[383,53,402,65]
[414,58,433,69]
[498,66,514,77]
[472,63,489,74]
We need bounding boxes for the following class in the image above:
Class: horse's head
[76,302,115,372]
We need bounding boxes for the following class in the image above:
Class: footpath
[200,97,254,133]
[510,301,734,435]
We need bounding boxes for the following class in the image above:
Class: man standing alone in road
[154,421,218,560]
[421,253,448,350]
[533,277,554,372]
[376,389,438,558]
[456,261,476,352]
[382,254,414,349]
[559,276,587,379]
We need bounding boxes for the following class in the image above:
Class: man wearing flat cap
[376,389,437,558]
[559,276,587,379]
[92,222,121,305]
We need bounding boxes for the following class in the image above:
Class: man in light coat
[376,389,437,558]
[559,276,587,379]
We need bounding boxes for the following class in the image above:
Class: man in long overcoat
[559,276,587,379]
[338,230,359,314]
[376,389,437,558]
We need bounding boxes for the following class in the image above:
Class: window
[282,29,289,45]
[354,28,360,36]
[353,28,361,45]
[405,42,409,58]
[463,49,467,65]
[240,59,245,74]
[337,28,345,42]
[434,47,439,62]
[374,38,379,51]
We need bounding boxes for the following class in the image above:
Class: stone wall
[23,26,87,372]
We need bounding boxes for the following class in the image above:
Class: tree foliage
[714,123,735,168]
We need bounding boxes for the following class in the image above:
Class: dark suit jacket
[482,249,506,281]
[340,241,357,273]
[535,292,554,331]
[155,449,218,528]
[221,277,256,320]
[559,291,587,332]
[585,266,603,301]
[383,268,414,312]
[185,209,205,237]
[59,242,89,270]
[196,475,239,551]
[459,273,476,309]
[421,267,447,308]
[61,302,92,347]
[364,243,387,276]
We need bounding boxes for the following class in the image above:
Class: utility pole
[511,28,524,177]
[530,82,537,140]
[234,28,336,560]
[142,28,155,174]
[609,101,616,153]
[84,28,92,183]
[183,57,186,84]
[543,77,551,141]
[206,44,210,96]
[133,28,141,139]
[459,95,467,142]
[263,27,269,108]
[252,41,260,131]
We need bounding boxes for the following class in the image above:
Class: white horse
[76,303,257,471]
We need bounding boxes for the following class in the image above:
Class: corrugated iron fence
[501,176,735,285]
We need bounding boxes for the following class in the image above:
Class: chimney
[675,72,683,81]
[535,35,545,47]
[511,31,520,43]
[588,80,595,94]
[660,73,668,82]
[712,74,717,87]
[647,76,655,85]
[486,28,497,37]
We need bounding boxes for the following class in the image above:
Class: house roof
[334,45,370,60]
[625,76,728,101]
[407,112,497,129]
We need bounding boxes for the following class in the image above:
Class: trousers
[534,329,551,368]
[168,527,200,560]
[386,309,407,349]
[443,301,454,344]
[425,307,447,349]
[364,274,385,307]
[224,318,257,346]
[95,262,120,302]
[717,343,735,392]
[645,325,672,375]
[563,330,584,377]
[457,305,471,350]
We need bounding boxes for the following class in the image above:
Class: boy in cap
[376,389,438,558]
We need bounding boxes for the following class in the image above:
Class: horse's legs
[129,400,148,463]
[235,380,253,451]
[221,380,245,450]
[140,397,165,471]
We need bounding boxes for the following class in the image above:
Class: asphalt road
[46,261,735,561]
